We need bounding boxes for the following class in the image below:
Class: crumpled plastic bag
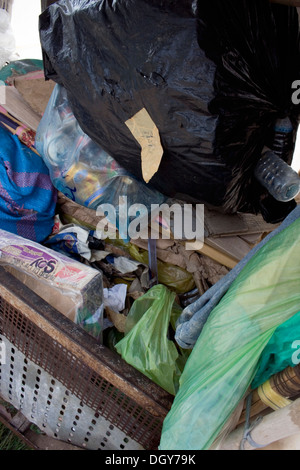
[35,84,166,241]
[39,0,300,223]
[160,216,300,450]
[0,10,17,69]
[39,0,226,208]
[115,284,190,396]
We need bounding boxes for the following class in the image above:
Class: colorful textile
[0,60,44,84]
[0,105,37,153]
[0,126,57,242]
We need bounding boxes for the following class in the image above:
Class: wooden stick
[238,366,300,425]
[220,397,300,450]
[197,244,238,270]
[258,434,300,450]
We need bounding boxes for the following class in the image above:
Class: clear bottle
[254,150,300,202]
[271,117,294,159]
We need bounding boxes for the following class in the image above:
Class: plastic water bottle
[254,150,300,202]
[271,117,294,159]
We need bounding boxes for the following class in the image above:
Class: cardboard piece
[204,207,279,238]
[1,86,41,132]
[0,229,103,336]
[131,238,229,287]
[57,192,109,232]
[205,235,253,262]
[14,75,56,117]
[106,306,127,333]
[125,108,163,183]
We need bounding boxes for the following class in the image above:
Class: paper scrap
[125,108,163,183]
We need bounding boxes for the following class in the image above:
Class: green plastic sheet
[115,284,189,396]
[160,217,300,450]
[251,310,300,389]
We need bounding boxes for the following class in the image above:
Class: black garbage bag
[196,0,300,219]
[39,0,300,221]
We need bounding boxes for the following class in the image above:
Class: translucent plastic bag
[175,205,300,348]
[115,285,189,395]
[35,84,165,239]
[0,9,17,69]
[160,216,300,450]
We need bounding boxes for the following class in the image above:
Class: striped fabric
[0,105,38,154]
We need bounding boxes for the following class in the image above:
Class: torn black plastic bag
[196,0,300,218]
[39,0,230,208]
[39,0,300,219]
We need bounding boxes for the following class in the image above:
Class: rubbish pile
[0,0,299,451]
[39,0,300,223]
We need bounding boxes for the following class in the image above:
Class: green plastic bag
[160,217,300,450]
[251,310,300,389]
[115,284,189,395]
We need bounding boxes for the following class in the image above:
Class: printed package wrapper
[0,229,104,340]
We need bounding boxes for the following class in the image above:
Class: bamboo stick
[220,397,300,450]
[258,434,300,451]
[238,366,300,425]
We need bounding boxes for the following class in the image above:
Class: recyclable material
[0,229,104,341]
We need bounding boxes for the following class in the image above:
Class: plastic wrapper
[35,83,165,240]
[44,215,106,262]
[115,285,189,396]
[39,0,300,222]
[0,229,104,341]
[160,216,300,450]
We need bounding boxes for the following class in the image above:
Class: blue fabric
[0,126,57,242]
[45,232,82,260]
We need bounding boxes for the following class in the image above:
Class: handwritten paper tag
[125,108,163,183]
